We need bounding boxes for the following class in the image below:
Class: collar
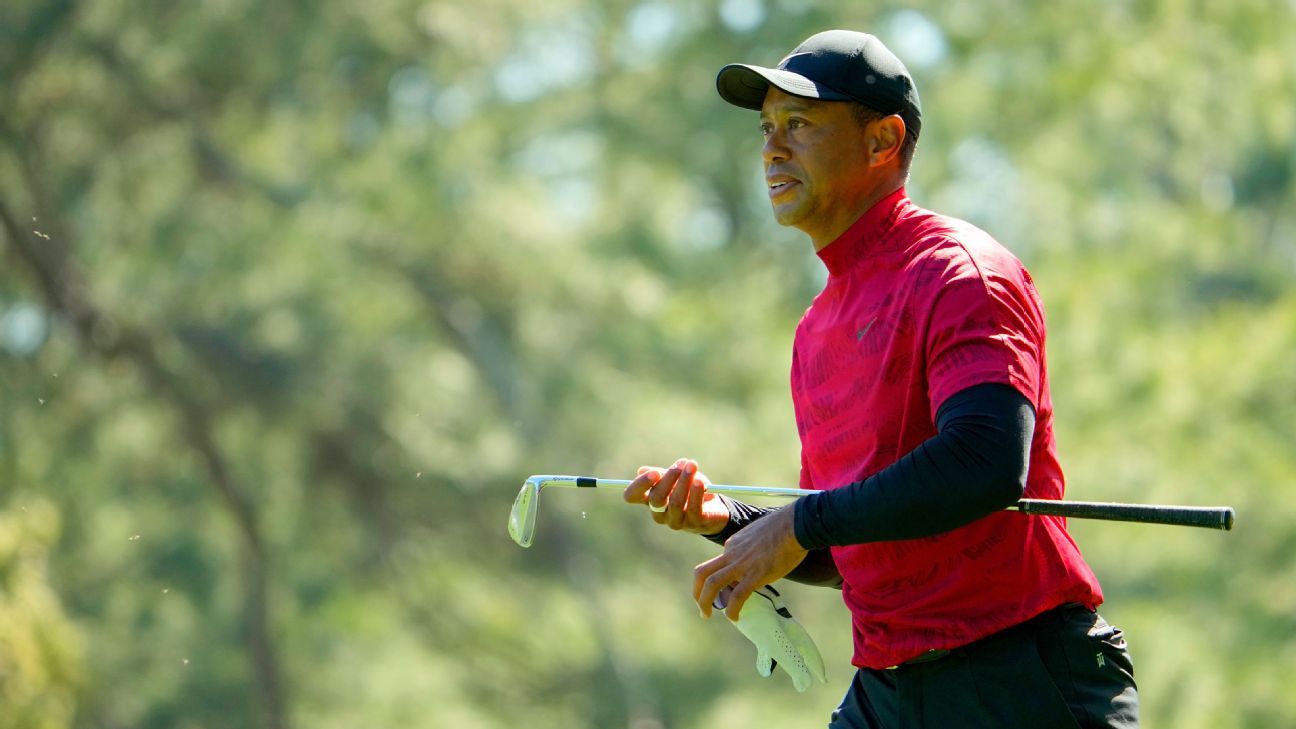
[815,187,909,277]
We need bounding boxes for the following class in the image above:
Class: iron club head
[508,476,543,547]
[507,474,814,547]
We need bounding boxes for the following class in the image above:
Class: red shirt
[790,188,1103,669]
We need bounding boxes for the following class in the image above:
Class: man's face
[759,88,877,244]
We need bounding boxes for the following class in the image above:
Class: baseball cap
[716,29,922,140]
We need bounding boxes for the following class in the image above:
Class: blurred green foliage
[1,0,1293,727]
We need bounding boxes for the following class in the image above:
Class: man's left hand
[693,504,809,621]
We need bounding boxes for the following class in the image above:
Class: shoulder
[901,209,1034,296]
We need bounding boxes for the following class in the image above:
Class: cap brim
[716,63,853,110]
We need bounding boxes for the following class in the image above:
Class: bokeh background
[2,1,1294,727]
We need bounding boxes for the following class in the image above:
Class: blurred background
[2,0,1294,727]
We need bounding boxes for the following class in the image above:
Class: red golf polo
[791,188,1103,669]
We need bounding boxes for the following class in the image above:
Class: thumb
[755,647,773,678]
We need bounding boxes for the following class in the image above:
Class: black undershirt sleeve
[703,497,772,545]
[793,382,1035,549]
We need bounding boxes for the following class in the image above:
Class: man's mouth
[768,177,800,196]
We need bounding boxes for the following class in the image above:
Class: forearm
[705,496,843,588]
[794,383,1034,548]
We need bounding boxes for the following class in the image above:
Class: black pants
[829,604,1138,728]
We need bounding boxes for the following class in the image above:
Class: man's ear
[868,115,906,167]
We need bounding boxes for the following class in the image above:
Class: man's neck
[808,178,905,252]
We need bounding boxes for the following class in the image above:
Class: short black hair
[851,102,917,172]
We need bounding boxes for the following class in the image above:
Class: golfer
[624,30,1139,728]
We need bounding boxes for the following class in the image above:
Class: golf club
[507,474,1235,547]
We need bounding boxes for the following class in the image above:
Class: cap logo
[778,51,811,69]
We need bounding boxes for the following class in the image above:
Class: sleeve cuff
[794,492,834,550]
[702,495,784,546]
[702,495,746,546]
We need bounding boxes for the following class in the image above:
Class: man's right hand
[623,458,730,536]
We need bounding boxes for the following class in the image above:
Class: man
[623,30,1139,728]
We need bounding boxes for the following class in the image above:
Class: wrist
[780,504,809,552]
[701,495,740,544]
[792,493,828,550]
[699,494,732,535]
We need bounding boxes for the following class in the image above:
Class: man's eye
[760,124,772,136]
[788,118,805,129]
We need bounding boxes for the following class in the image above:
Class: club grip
[1014,499,1234,530]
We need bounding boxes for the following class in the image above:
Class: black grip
[1014,499,1235,531]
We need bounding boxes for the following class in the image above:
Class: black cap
[716,30,922,140]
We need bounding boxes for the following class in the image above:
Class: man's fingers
[666,460,695,529]
[694,556,736,619]
[683,473,707,528]
[626,460,719,531]
[623,468,662,503]
[693,553,721,603]
[647,460,684,510]
[724,577,762,622]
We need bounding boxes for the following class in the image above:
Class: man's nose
[762,128,790,164]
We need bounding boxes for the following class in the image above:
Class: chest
[792,271,940,482]
[795,271,928,405]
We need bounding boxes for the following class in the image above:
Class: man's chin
[771,204,808,228]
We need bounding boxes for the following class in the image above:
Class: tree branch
[0,173,289,729]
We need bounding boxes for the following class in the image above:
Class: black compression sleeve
[793,382,1034,549]
[703,496,773,545]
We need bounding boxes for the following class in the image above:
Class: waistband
[883,603,1090,670]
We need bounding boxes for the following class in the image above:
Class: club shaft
[530,475,1235,530]
[538,475,816,499]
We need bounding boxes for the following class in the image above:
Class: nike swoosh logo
[778,52,813,69]
[855,318,877,341]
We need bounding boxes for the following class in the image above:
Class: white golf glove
[715,584,827,692]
